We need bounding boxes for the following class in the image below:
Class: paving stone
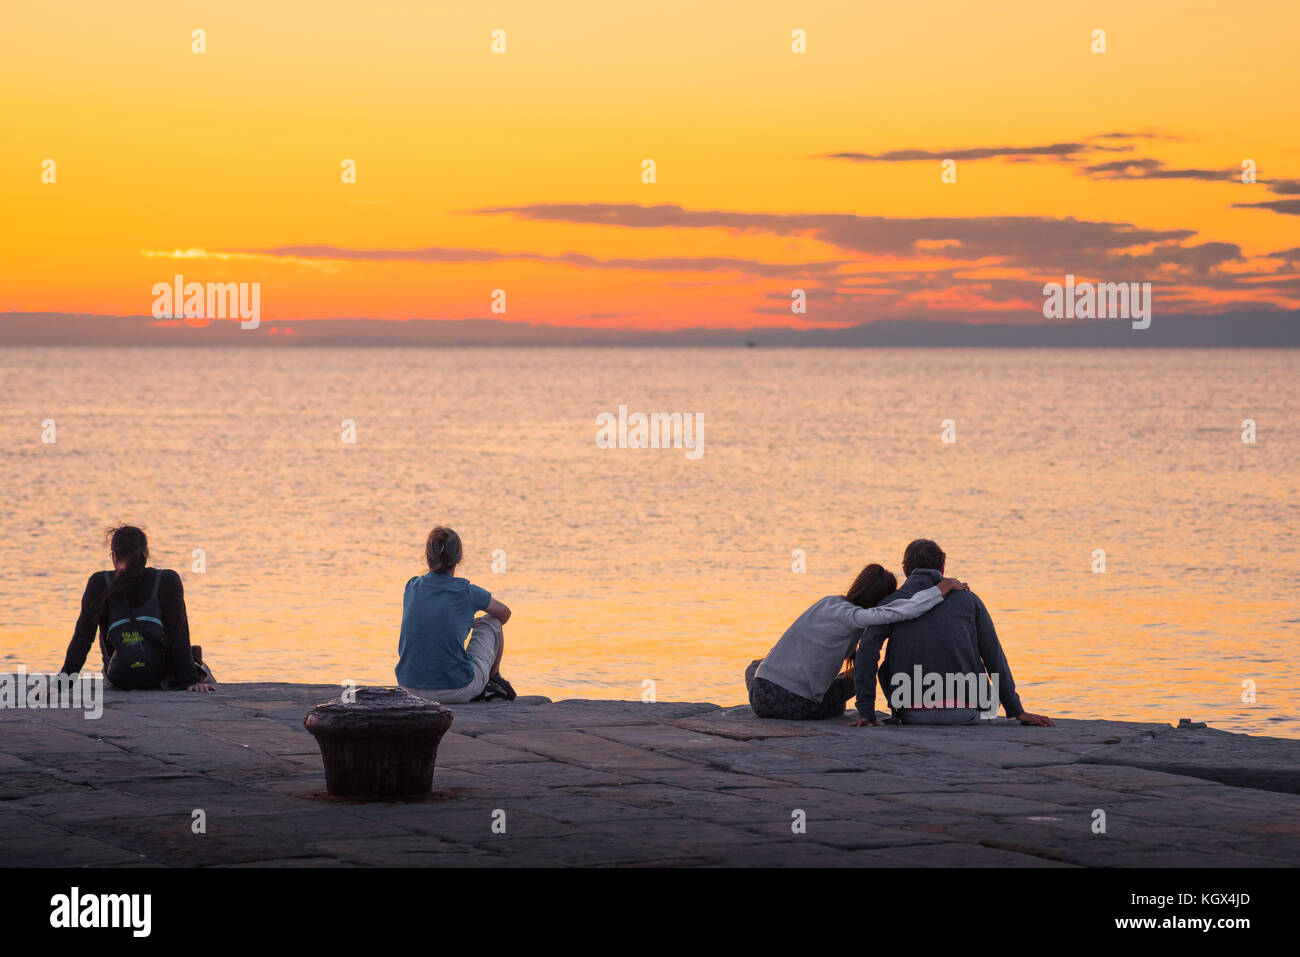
[0,772,95,802]
[459,761,635,789]
[0,834,145,867]
[877,790,1079,817]
[474,729,699,773]
[0,752,36,773]
[0,725,117,756]
[1082,726,1300,795]
[730,817,950,850]
[42,751,192,784]
[214,856,363,868]
[311,836,507,867]
[8,786,150,825]
[856,841,1078,867]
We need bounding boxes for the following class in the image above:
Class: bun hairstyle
[93,525,149,627]
[425,526,463,574]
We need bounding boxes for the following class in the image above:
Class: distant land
[3,311,1299,347]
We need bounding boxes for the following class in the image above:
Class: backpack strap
[135,569,167,650]
[107,569,168,652]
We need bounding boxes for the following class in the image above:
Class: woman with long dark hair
[744,563,966,720]
[61,525,214,692]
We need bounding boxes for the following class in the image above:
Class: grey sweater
[854,569,1025,719]
[755,587,944,702]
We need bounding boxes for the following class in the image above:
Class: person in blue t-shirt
[396,526,516,702]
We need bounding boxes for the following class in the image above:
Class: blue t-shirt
[395,573,492,690]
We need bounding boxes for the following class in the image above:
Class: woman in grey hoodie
[745,564,965,720]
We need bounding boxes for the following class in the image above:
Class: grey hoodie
[756,586,944,702]
[854,569,1025,720]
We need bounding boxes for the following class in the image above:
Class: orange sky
[3,0,1298,331]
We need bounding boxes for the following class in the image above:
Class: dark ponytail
[92,525,149,629]
[425,526,462,574]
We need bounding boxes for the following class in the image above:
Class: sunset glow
[4,1,1299,331]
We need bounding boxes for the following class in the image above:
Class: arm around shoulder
[851,584,944,627]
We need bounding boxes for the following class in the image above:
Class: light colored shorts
[402,616,503,704]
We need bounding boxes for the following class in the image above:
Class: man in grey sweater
[851,539,1054,727]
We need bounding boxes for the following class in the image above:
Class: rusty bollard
[304,687,454,798]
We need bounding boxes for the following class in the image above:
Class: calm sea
[2,346,1297,737]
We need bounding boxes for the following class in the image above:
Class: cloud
[475,203,1195,269]
[1231,199,1300,216]
[813,132,1300,198]
[1080,158,1233,181]
[140,248,339,273]
[1086,131,1183,142]
[1104,241,1243,273]
[202,243,844,278]
[819,143,1086,162]
[815,131,1185,168]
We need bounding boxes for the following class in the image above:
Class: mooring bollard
[303,687,454,797]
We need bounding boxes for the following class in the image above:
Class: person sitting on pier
[397,526,516,703]
[851,539,1054,727]
[744,562,967,720]
[61,524,216,692]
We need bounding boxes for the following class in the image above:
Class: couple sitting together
[746,538,1054,727]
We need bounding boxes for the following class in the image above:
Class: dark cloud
[1080,158,1233,181]
[819,143,1085,162]
[475,203,1194,269]
[1264,179,1300,195]
[1104,241,1243,273]
[816,132,1187,168]
[814,133,1293,198]
[1231,199,1300,216]
[1086,131,1182,142]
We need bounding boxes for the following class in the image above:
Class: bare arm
[61,575,103,675]
[485,597,511,624]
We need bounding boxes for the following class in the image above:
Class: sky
[3,0,1299,333]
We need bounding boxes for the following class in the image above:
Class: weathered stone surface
[2,683,1298,867]
[1081,725,1300,794]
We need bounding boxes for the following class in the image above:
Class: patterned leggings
[744,658,854,720]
